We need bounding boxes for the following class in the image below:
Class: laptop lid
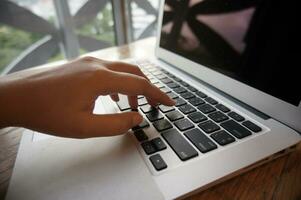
[155,0,301,132]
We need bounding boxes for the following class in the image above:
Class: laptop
[6,0,301,199]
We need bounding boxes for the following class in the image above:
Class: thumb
[79,112,143,138]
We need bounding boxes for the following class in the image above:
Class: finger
[104,71,175,106]
[146,97,159,107]
[106,62,157,107]
[110,93,119,102]
[104,61,152,107]
[128,95,138,110]
[78,112,143,138]
[105,61,149,81]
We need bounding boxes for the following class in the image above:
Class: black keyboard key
[196,91,207,98]
[166,110,184,121]
[146,74,153,79]
[179,104,196,114]
[174,87,187,94]
[162,129,198,161]
[146,110,164,122]
[174,119,194,131]
[170,77,182,82]
[167,82,180,88]
[180,81,189,87]
[140,104,156,113]
[187,86,197,92]
[175,98,187,107]
[242,121,262,133]
[132,118,150,131]
[150,78,159,84]
[147,67,157,72]
[156,74,167,80]
[228,112,245,122]
[169,74,176,79]
[216,104,230,113]
[205,97,218,105]
[198,120,220,133]
[185,129,217,153]
[161,77,173,84]
[154,82,164,88]
[153,119,173,132]
[160,69,169,74]
[134,129,148,142]
[221,120,251,139]
[116,95,130,111]
[141,141,156,155]
[211,130,235,146]
[160,87,171,93]
[138,98,148,106]
[152,137,167,151]
[181,92,195,99]
[167,92,179,99]
[159,105,175,113]
[151,70,164,77]
[152,71,162,76]
[188,112,207,123]
[149,154,167,171]
[208,111,229,123]
[189,97,205,106]
[198,104,216,114]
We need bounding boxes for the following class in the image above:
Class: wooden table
[1,38,301,200]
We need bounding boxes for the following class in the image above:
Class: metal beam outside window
[111,0,132,46]
[53,0,80,59]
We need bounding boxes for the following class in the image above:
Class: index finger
[102,71,175,106]
[99,60,152,108]
[105,61,149,81]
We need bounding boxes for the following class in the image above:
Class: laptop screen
[160,0,300,106]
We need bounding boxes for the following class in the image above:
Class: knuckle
[105,61,121,68]
[81,56,97,63]
[95,67,110,78]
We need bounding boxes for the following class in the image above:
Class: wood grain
[0,38,300,200]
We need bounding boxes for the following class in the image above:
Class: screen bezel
[155,0,301,132]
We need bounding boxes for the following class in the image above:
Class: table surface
[1,38,301,200]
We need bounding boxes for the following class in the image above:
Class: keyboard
[116,60,263,172]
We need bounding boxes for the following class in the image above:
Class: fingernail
[132,113,143,126]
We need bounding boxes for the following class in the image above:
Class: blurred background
[0,0,161,74]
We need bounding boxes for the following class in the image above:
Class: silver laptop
[6,0,301,199]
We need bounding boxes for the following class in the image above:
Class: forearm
[0,76,23,128]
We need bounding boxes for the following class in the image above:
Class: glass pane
[0,0,63,74]
[130,0,160,41]
[68,0,115,54]
[0,24,41,72]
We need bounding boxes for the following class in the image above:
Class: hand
[0,57,175,138]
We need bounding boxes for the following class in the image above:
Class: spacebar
[162,129,198,161]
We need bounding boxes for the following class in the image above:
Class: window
[0,0,160,74]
